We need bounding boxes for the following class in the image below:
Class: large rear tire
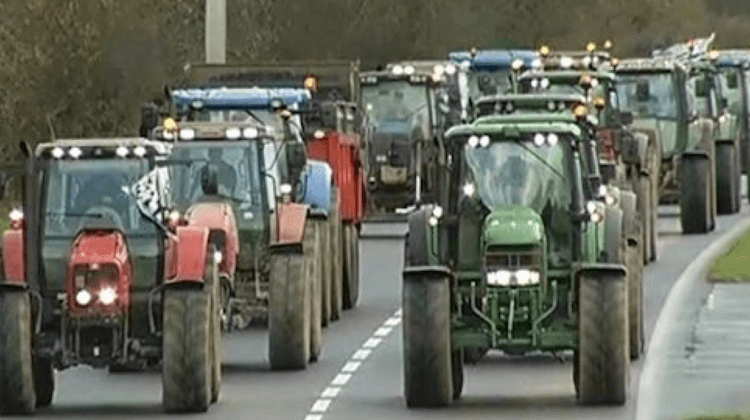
[716,141,739,215]
[451,350,464,400]
[0,291,36,414]
[638,173,652,264]
[208,254,221,404]
[577,273,629,405]
[680,155,712,234]
[620,191,644,360]
[269,246,311,370]
[343,224,360,310]
[308,222,322,363]
[403,272,452,407]
[320,216,331,327]
[162,286,211,413]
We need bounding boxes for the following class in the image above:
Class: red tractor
[0,138,222,414]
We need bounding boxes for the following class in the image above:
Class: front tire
[403,272,452,407]
[680,155,712,234]
[162,286,212,413]
[577,273,629,405]
[308,222,322,363]
[343,224,360,310]
[0,291,36,414]
[269,247,311,370]
[33,357,54,408]
[716,141,739,215]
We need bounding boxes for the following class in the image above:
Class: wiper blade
[45,212,102,218]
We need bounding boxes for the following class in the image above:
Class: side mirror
[619,110,634,126]
[636,82,650,102]
[140,104,160,138]
[201,164,219,195]
[286,142,307,177]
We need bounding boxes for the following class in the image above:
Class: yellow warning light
[540,45,551,57]
[163,118,177,131]
[593,97,606,110]
[587,42,596,53]
[611,57,620,67]
[709,50,720,61]
[304,75,318,92]
[574,105,588,119]
[604,40,613,50]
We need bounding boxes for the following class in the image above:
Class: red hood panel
[70,230,129,266]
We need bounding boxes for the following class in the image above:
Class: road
[15,203,750,420]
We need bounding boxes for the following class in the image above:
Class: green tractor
[402,107,632,407]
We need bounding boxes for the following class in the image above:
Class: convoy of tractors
[0,33,748,414]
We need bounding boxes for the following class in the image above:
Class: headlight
[75,289,92,306]
[99,287,117,305]
[226,128,241,140]
[9,208,23,221]
[432,206,443,219]
[463,183,475,197]
[467,135,479,148]
[479,135,490,148]
[243,127,259,139]
[540,78,550,89]
[392,65,404,75]
[116,146,129,158]
[313,130,325,139]
[428,216,439,226]
[433,64,445,74]
[531,79,540,89]
[445,64,457,75]
[560,56,573,69]
[133,146,147,157]
[162,130,175,141]
[69,147,82,159]
[179,128,196,140]
[52,147,65,159]
[547,133,558,146]
[486,269,540,286]
[404,65,415,75]
[534,133,546,146]
[213,251,223,265]
[279,183,293,195]
[587,200,605,223]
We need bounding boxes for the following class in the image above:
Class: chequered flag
[128,168,171,221]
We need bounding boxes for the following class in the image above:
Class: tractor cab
[359,65,447,211]
[715,50,750,176]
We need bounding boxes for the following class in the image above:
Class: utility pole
[205,0,226,64]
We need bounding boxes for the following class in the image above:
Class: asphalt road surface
[14,202,750,420]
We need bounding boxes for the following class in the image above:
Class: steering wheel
[76,205,126,232]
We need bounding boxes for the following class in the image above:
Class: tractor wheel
[308,222,322,363]
[403,271,452,407]
[451,350,464,400]
[330,217,343,322]
[320,216,331,327]
[33,357,54,408]
[0,291,36,414]
[638,173,652,264]
[463,347,488,364]
[268,242,311,370]
[577,272,629,405]
[647,144,660,262]
[680,155,712,234]
[343,224,360,310]
[208,252,222,404]
[162,286,211,413]
[603,206,623,264]
[620,191,645,360]
[716,141,739,215]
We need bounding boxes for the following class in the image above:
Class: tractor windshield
[43,159,159,237]
[362,81,431,140]
[464,138,572,214]
[467,71,513,101]
[616,73,678,119]
[169,142,262,208]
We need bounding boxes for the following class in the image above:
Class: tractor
[615,34,740,235]
[401,105,632,407]
[358,63,454,214]
[150,87,336,369]
[515,43,658,265]
[473,92,645,360]
[0,138,222,413]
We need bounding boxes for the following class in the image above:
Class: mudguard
[620,131,650,169]
[2,229,25,285]
[575,262,627,281]
[301,160,333,214]
[406,205,440,266]
[167,225,210,284]
[402,265,453,282]
[275,202,308,244]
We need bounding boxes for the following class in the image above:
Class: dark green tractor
[402,110,631,407]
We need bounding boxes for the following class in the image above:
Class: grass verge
[708,222,750,282]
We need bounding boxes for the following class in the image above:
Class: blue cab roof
[448,49,538,71]
[172,87,312,110]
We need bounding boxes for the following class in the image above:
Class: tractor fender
[2,229,25,285]
[402,265,453,282]
[575,262,627,281]
[167,225,210,284]
[275,202,308,244]
[620,131,650,169]
[301,160,333,214]
[406,205,440,266]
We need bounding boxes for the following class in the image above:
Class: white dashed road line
[302,308,402,420]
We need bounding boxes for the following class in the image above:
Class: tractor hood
[482,206,545,248]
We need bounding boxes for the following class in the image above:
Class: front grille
[484,247,543,271]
